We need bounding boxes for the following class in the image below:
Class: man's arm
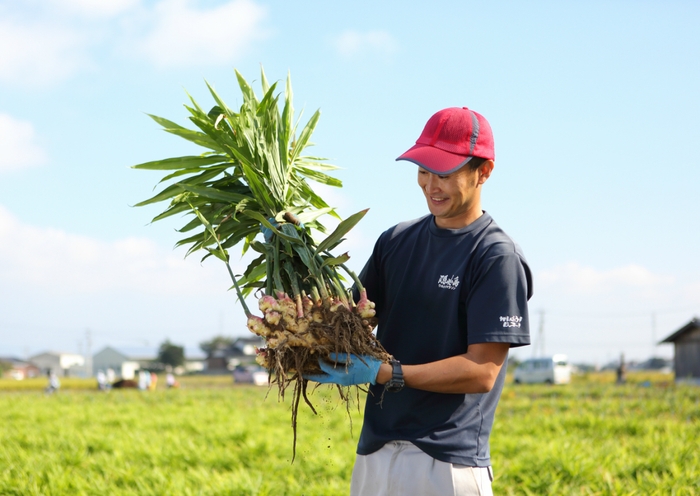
[376,342,510,394]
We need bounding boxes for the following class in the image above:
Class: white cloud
[0,205,243,295]
[0,18,91,86]
[334,30,398,57]
[138,0,268,68]
[521,261,699,363]
[530,262,700,342]
[533,261,700,315]
[538,262,673,296]
[0,0,268,86]
[0,114,48,171]
[47,0,140,18]
[0,204,263,355]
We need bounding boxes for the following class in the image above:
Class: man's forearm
[376,342,510,394]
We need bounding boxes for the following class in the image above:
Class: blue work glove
[261,218,305,243]
[304,353,381,386]
[261,218,278,244]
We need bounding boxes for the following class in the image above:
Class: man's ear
[477,160,495,185]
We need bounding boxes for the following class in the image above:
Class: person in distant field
[616,353,627,384]
[45,370,60,394]
[96,370,108,391]
[166,372,179,389]
[149,371,158,391]
[306,107,533,495]
[106,368,116,385]
[138,369,151,391]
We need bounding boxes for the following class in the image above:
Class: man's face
[417,163,491,229]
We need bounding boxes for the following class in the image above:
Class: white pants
[350,441,493,496]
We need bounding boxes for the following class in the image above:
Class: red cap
[396,107,494,174]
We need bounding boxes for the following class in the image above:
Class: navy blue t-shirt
[356,212,532,466]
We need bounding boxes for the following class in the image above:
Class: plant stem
[224,259,252,317]
[338,261,365,293]
[189,201,253,317]
[273,236,284,293]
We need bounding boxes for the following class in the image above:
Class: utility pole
[85,329,92,378]
[534,309,545,357]
[651,312,657,358]
[539,309,545,357]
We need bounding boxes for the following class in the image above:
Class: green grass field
[1,373,698,495]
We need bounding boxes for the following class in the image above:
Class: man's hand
[304,353,382,386]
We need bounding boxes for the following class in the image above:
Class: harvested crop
[133,67,390,459]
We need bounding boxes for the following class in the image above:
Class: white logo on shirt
[438,275,460,290]
[500,316,523,328]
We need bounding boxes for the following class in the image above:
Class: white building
[92,346,206,378]
[29,352,85,377]
[92,346,153,380]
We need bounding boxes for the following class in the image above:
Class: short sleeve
[466,253,532,347]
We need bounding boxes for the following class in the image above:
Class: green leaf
[157,165,224,184]
[295,158,340,171]
[237,260,267,294]
[296,167,342,187]
[185,91,207,115]
[133,182,187,207]
[235,69,257,104]
[249,239,274,256]
[147,114,221,151]
[131,155,229,171]
[150,202,192,223]
[289,109,320,164]
[207,105,225,121]
[295,207,334,225]
[133,168,222,206]
[206,247,229,262]
[320,252,351,268]
[241,211,303,245]
[133,68,373,305]
[314,209,368,256]
[240,162,276,213]
[260,65,270,94]
[205,82,235,118]
[177,184,254,204]
[279,72,293,167]
[313,236,346,254]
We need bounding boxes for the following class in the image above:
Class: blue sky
[1,0,698,366]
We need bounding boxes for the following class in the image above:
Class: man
[45,370,61,394]
[308,107,532,495]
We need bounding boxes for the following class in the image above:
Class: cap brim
[396,144,472,174]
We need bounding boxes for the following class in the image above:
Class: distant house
[29,352,85,377]
[660,317,700,384]
[205,336,265,373]
[92,346,147,380]
[0,357,41,380]
[181,349,206,374]
[92,346,206,378]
